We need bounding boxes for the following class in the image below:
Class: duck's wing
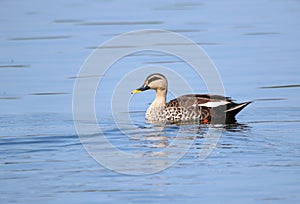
[166,94,233,108]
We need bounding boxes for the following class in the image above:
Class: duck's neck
[146,89,167,121]
[150,89,167,108]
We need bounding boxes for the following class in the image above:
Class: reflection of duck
[131,73,251,124]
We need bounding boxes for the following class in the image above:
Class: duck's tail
[224,101,252,123]
[226,101,252,115]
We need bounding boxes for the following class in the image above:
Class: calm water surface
[1,0,300,203]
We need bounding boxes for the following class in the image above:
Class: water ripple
[258,84,300,89]
[0,64,29,68]
[8,36,72,41]
[77,21,163,26]
[29,92,70,96]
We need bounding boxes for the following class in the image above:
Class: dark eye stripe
[148,76,161,83]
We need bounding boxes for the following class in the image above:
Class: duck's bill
[131,89,142,94]
[131,84,150,94]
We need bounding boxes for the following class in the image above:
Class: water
[1,0,300,203]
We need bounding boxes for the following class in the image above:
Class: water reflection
[89,119,225,174]
[104,117,251,158]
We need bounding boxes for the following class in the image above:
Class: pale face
[145,74,167,91]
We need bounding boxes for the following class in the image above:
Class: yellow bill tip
[131,89,142,94]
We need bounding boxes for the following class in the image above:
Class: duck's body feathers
[160,94,250,124]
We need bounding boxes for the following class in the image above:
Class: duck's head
[131,73,168,94]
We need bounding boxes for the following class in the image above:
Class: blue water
[1,0,300,203]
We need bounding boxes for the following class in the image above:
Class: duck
[131,73,251,124]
